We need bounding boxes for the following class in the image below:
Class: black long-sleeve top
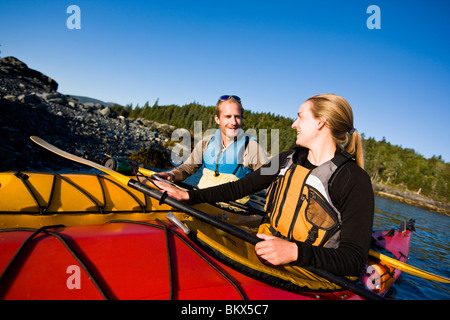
[188,146,374,276]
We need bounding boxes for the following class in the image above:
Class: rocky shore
[0,56,175,172]
[1,56,448,215]
[373,184,450,216]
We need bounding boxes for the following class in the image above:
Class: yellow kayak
[0,170,262,230]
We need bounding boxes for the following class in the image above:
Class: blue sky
[1,0,449,161]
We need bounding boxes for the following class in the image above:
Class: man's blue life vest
[201,128,255,179]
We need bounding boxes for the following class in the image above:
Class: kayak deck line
[111,219,248,299]
[0,225,108,300]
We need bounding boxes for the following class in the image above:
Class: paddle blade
[30,136,131,186]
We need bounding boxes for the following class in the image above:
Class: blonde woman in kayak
[154,94,374,276]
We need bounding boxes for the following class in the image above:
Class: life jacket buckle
[306,226,319,245]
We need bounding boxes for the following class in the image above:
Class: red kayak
[0,217,414,300]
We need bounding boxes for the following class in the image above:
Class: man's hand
[153,171,176,181]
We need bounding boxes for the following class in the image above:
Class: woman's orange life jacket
[264,149,355,248]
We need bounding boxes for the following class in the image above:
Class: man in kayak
[154,95,268,201]
[153,94,374,276]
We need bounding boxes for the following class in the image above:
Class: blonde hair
[306,94,364,168]
[215,96,243,117]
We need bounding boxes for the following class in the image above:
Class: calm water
[373,196,450,300]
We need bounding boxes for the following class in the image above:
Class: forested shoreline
[111,101,449,211]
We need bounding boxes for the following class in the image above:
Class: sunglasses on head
[219,95,241,103]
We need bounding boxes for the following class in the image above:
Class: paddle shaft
[128,179,260,245]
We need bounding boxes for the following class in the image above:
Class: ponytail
[346,130,364,168]
[307,94,365,169]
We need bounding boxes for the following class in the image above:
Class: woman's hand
[255,233,298,266]
[151,179,190,202]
